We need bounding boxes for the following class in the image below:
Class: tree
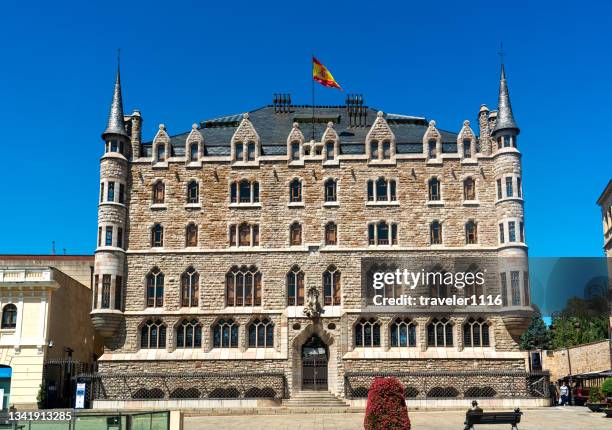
[364,377,411,430]
[519,305,552,350]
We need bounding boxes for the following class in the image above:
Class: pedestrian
[549,382,559,406]
[559,382,569,406]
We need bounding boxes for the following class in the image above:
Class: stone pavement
[184,407,611,430]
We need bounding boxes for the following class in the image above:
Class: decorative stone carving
[231,113,260,145]
[365,111,395,144]
[303,286,322,318]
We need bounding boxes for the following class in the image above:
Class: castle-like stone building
[90,65,537,407]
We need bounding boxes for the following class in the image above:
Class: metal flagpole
[312,54,315,141]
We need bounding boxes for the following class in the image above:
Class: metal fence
[344,370,550,399]
[84,372,287,401]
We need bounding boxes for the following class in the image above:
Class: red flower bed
[364,377,411,430]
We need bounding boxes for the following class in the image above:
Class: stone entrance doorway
[301,334,328,391]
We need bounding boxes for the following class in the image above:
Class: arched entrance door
[301,334,328,391]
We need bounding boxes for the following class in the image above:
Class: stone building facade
[90,65,537,407]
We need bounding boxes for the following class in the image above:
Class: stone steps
[282,390,350,408]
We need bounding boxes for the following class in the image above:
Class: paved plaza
[184,407,611,430]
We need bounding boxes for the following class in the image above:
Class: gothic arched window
[290,222,302,246]
[324,179,337,202]
[325,221,337,246]
[141,319,166,349]
[213,318,239,348]
[146,267,164,307]
[225,265,262,307]
[430,221,442,245]
[427,318,453,347]
[186,223,198,247]
[289,179,302,202]
[390,318,416,347]
[151,223,164,247]
[176,319,202,348]
[187,180,199,204]
[463,317,490,347]
[248,318,274,348]
[287,265,305,306]
[152,181,165,204]
[355,318,381,347]
[464,178,476,201]
[323,265,341,306]
[181,267,199,307]
[465,221,478,244]
[428,178,440,201]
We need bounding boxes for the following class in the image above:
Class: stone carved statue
[303,286,322,318]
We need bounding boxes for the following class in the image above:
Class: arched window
[187,180,199,204]
[368,221,397,245]
[323,265,341,306]
[151,223,163,247]
[176,319,202,348]
[290,222,302,246]
[156,144,166,162]
[355,318,381,347]
[368,177,397,202]
[289,179,302,202]
[189,142,199,161]
[325,222,337,246]
[231,180,259,204]
[235,141,244,161]
[186,223,198,247]
[390,318,416,347]
[141,319,166,349]
[225,265,262,307]
[430,221,442,245]
[464,178,476,201]
[287,265,305,306]
[146,267,164,307]
[463,139,472,158]
[290,141,300,160]
[248,318,274,348]
[370,140,379,160]
[1,304,17,329]
[463,265,484,298]
[325,141,335,160]
[429,266,449,299]
[427,318,453,347]
[229,223,259,247]
[465,221,478,244]
[247,141,256,161]
[324,179,337,202]
[153,181,165,204]
[213,318,238,348]
[463,318,490,347]
[428,178,440,201]
[181,267,199,307]
[382,140,391,159]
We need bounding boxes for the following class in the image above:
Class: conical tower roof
[102,67,128,138]
[493,64,519,134]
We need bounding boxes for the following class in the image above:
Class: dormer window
[247,142,256,161]
[370,140,379,159]
[326,141,335,160]
[463,140,472,158]
[290,141,300,160]
[428,140,437,159]
[235,141,244,161]
[189,142,198,161]
[156,144,166,162]
[382,141,391,159]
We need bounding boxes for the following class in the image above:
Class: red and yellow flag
[312,56,342,90]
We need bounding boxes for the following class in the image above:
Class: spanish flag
[312,56,342,90]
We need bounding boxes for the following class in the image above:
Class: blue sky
[0,0,610,256]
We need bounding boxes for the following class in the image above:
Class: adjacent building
[90,64,539,408]
[0,255,100,409]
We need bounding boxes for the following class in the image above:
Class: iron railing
[85,372,287,401]
[344,370,550,399]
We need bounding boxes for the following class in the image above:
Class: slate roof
[142,106,459,157]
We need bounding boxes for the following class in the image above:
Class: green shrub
[589,386,605,403]
[601,378,612,396]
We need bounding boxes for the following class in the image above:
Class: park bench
[464,401,523,430]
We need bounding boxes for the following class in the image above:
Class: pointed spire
[102,56,128,138]
[493,63,519,134]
